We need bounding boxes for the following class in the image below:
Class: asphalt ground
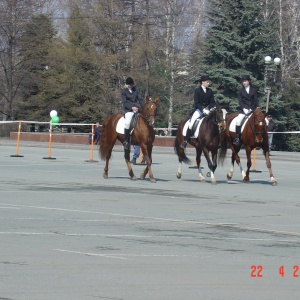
[0,139,300,300]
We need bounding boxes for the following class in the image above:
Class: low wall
[10,132,176,147]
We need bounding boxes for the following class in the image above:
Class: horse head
[141,96,160,125]
[253,107,267,143]
[215,104,228,131]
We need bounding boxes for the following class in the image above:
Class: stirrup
[233,138,240,146]
[123,141,129,149]
[180,141,188,149]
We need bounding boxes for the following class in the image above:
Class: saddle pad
[116,117,134,134]
[182,117,205,138]
[116,117,125,134]
[229,114,252,133]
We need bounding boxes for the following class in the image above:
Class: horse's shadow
[107,176,169,182]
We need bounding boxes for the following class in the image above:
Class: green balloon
[51,116,60,123]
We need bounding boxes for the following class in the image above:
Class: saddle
[116,113,140,134]
[229,113,252,133]
[183,116,206,138]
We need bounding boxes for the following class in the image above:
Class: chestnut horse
[174,105,227,184]
[99,96,159,183]
[218,107,277,185]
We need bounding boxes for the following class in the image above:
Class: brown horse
[174,105,227,184]
[99,96,159,183]
[218,107,277,185]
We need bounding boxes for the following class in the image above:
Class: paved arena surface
[1,139,300,300]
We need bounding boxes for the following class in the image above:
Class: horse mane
[205,109,216,122]
[254,107,265,118]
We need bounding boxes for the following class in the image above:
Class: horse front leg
[263,146,277,185]
[124,148,137,180]
[243,147,252,182]
[196,148,206,182]
[202,148,216,184]
[209,149,218,185]
[140,145,156,183]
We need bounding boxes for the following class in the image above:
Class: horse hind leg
[176,162,183,179]
[140,145,156,183]
[103,146,113,179]
[123,149,137,180]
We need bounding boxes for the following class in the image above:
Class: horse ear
[146,96,150,102]
[154,97,160,103]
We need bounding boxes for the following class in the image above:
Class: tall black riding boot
[233,125,241,146]
[123,129,131,149]
[181,128,192,149]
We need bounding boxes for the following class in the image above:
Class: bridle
[142,100,158,125]
[213,107,227,131]
[248,109,266,136]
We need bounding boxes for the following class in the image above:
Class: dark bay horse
[174,105,227,184]
[99,96,159,183]
[218,107,277,185]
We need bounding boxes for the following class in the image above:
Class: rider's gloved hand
[203,108,210,115]
[243,108,252,114]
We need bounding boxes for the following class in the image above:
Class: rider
[121,77,144,149]
[233,74,259,146]
[181,75,215,149]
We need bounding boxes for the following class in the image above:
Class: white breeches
[236,113,245,126]
[124,112,134,129]
[189,109,202,129]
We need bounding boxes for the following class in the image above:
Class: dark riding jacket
[267,119,276,132]
[193,86,215,112]
[121,86,144,113]
[237,86,259,113]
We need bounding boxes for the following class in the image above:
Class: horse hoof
[199,177,206,182]
[103,174,108,179]
[271,180,277,186]
[227,174,232,180]
[211,180,217,185]
[131,175,137,181]
[150,178,156,183]
[176,172,181,179]
[140,173,145,180]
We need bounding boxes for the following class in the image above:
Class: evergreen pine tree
[18,14,56,121]
[201,0,280,111]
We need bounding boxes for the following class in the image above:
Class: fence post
[85,124,98,163]
[250,148,262,173]
[43,123,56,160]
[10,121,24,157]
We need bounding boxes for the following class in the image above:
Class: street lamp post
[264,56,281,113]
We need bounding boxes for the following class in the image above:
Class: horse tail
[99,117,109,160]
[174,131,191,164]
[218,130,227,166]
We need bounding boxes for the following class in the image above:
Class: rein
[248,112,266,135]
[212,108,226,130]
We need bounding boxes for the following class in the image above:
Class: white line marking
[1,203,300,238]
[53,249,204,259]
[0,231,299,243]
[54,249,128,260]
